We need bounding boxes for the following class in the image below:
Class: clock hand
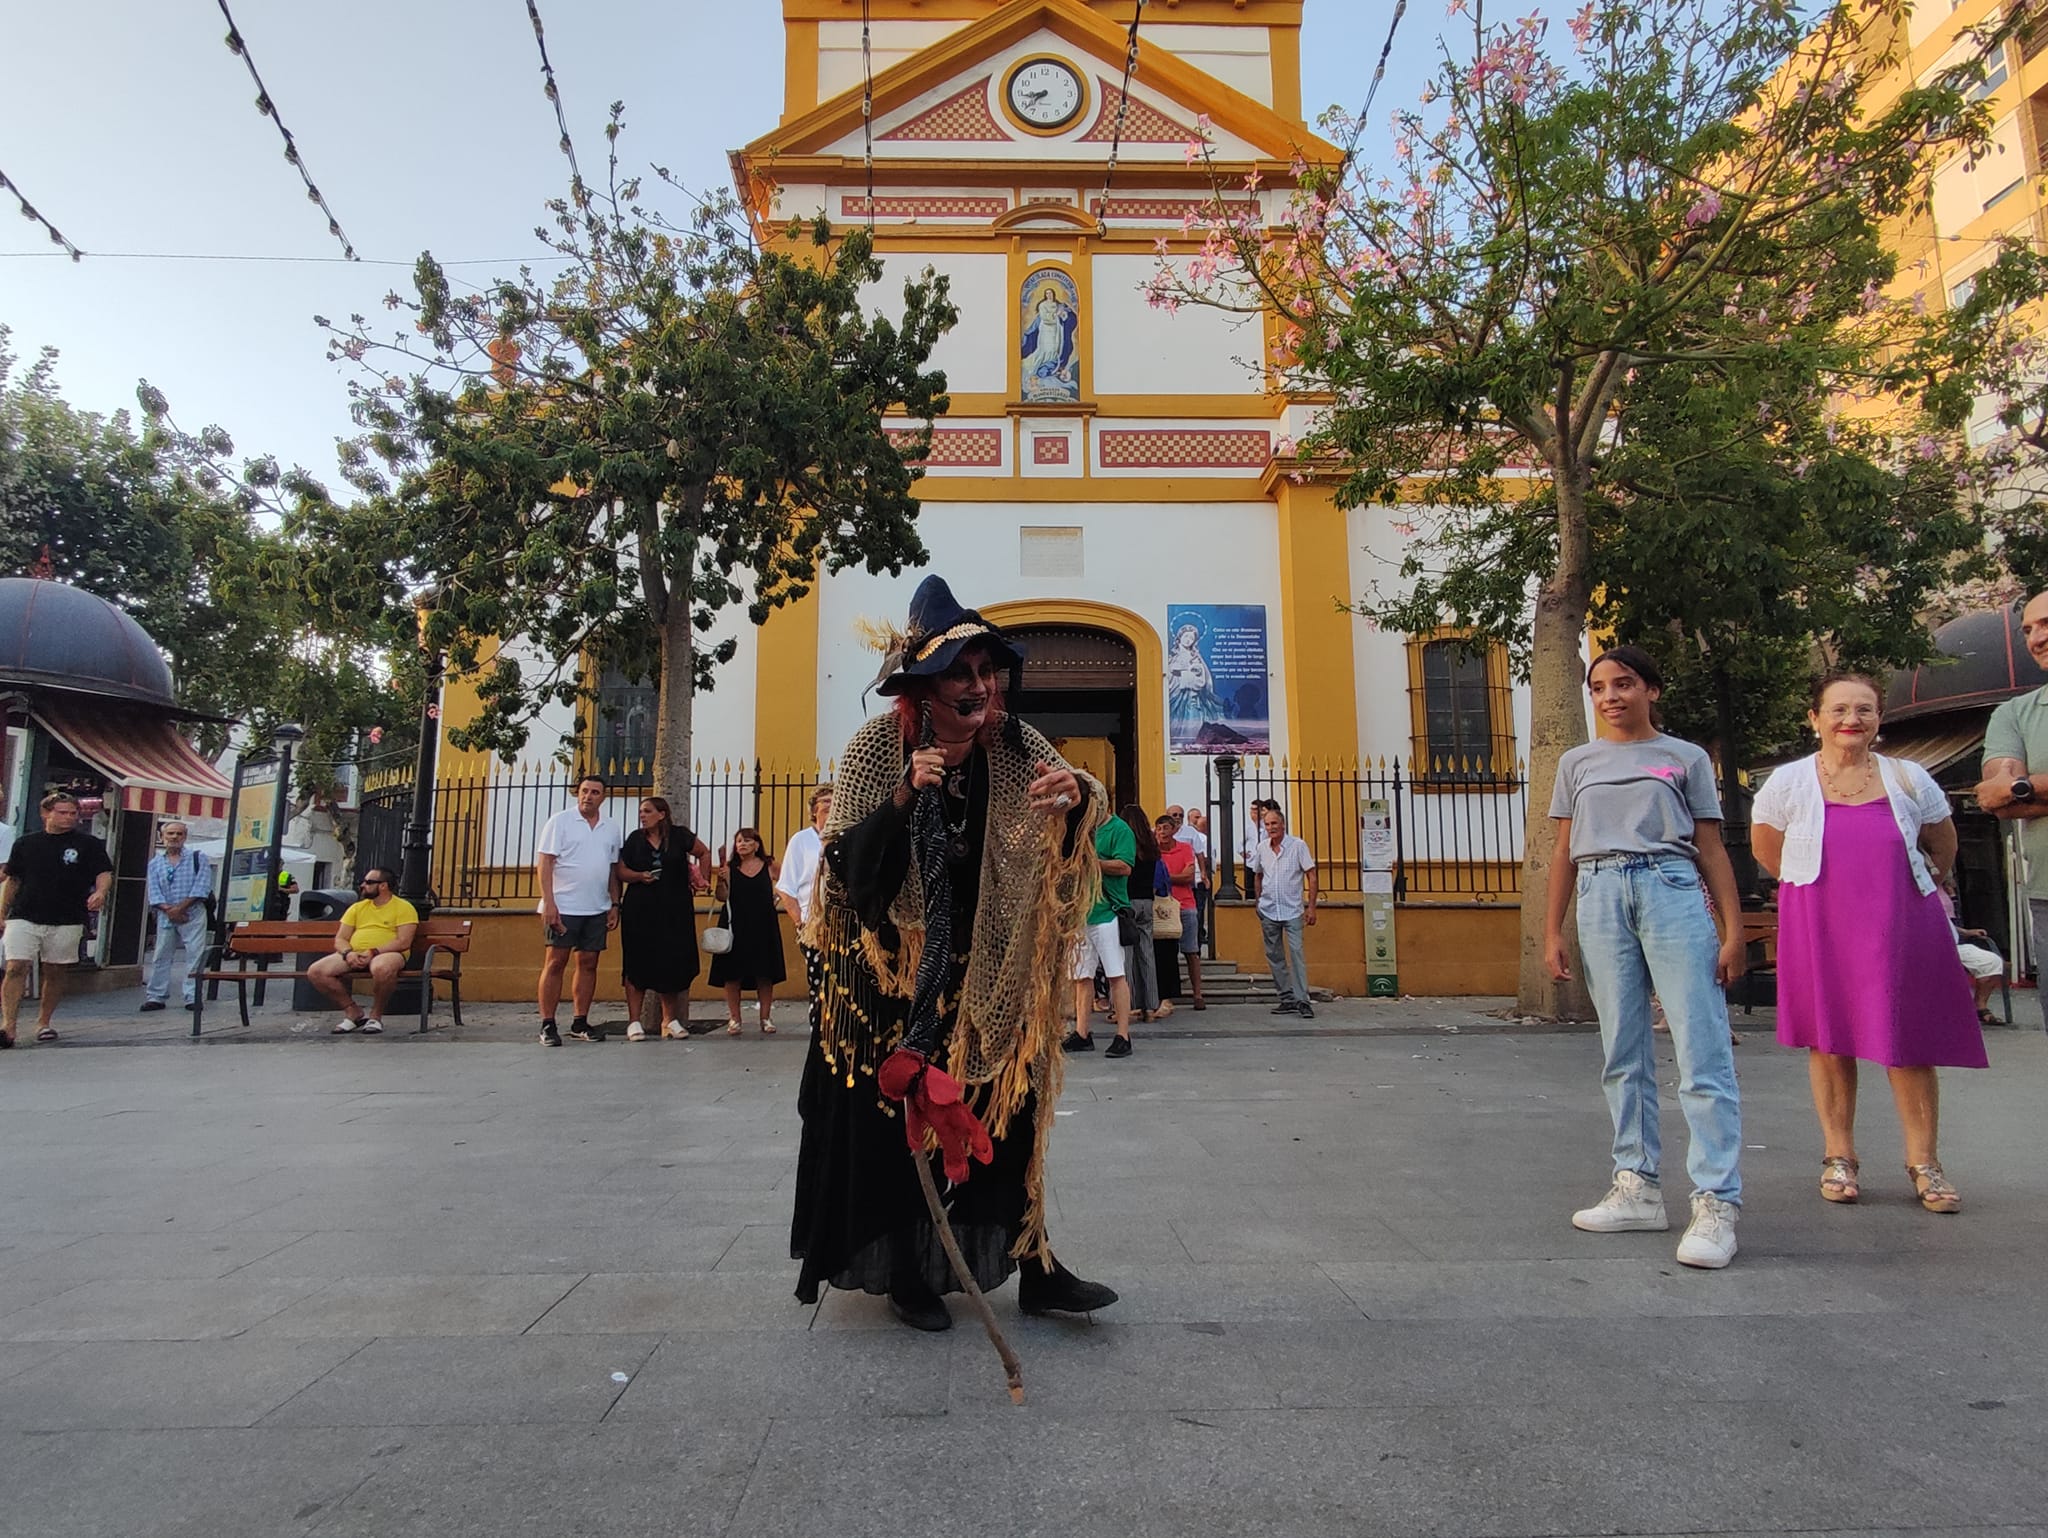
[1022,88,1049,106]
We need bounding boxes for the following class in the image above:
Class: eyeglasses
[360,878,387,887]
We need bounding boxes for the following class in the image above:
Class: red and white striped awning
[33,700,233,820]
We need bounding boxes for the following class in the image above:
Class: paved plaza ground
[1,989,2045,1537]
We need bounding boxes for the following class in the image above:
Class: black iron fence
[357,756,831,907]
[1206,756,1528,901]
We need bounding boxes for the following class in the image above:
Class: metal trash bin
[291,889,362,1011]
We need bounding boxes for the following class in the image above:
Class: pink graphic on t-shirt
[1641,765,1681,782]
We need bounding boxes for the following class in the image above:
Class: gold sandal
[1820,1155,1860,1204]
[1906,1162,1961,1214]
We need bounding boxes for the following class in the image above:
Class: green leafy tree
[1150,0,2016,1015]
[0,329,412,785]
[310,110,957,805]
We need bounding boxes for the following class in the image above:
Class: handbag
[701,904,734,955]
[1115,906,1139,949]
[1152,896,1184,939]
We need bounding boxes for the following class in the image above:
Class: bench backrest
[224,917,472,958]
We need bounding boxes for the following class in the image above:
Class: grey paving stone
[255,1333,661,1427]
[0,1230,309,1285]
[526,1272,814,1333]
[0,1277,326,1342]
[609,1328,955,1421]
[306,1422,772,1538]
[241,1274,579,1337]
[0,1337,366,1430]
[247,1222,745,1277]
[0,1426,398,1538]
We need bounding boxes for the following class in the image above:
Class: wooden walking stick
[911,1148,1025,1404]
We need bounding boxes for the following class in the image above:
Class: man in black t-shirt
[1,792,114,1046]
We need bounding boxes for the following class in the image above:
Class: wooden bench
[192,918,472,1037]
[1733,909,1778,1015]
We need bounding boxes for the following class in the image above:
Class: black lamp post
[397,590,443,905]
[253,722,303,1007]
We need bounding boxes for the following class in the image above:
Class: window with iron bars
[1406,632,1517,785]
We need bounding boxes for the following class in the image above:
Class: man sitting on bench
[306,868,419,1035]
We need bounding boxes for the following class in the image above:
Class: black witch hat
[867,575,1026,697]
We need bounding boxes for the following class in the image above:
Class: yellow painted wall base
[444,900,1519,1003]
[446,906,808,1008]
[1208,900,1517,997]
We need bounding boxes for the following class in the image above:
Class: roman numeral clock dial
[1004,57,1085,134]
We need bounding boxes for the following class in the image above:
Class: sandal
[35,1026,58,1044]
[725,1019,742,1036]
[1907,1162,1961,1214]
[1819,1155,1860,1204]
[759,1019,776,1035]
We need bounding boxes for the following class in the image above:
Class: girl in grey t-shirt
[1543,646,1747,1270]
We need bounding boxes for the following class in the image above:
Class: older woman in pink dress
[1752,674,1986,1212]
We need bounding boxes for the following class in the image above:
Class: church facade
[688,0,1533,830]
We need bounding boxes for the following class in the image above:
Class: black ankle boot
[1017,1253,1118,1316]
[888,1274,952,1332]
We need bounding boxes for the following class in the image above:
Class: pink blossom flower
[426,704,441,720]
[368,727,384,745]
[1154,236,1171,256]
[1568,2,1597,44]
[1196,113,1214,132]
[1916,435,1940,459]
[1684,191,1721,227]
[1183,139,1204,167]
[1244,167,1264,192]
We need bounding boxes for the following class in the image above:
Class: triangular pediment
[737,0,1337,171]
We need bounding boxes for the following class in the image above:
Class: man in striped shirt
[142,822,212,1013]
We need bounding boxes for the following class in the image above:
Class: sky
[1,2,1442,492]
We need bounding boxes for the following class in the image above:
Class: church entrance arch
[982,600,1164,815]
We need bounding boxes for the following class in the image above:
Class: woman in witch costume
[790,575,1120,1331]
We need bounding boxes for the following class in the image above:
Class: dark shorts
[543,911,609,953]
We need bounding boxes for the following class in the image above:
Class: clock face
[1005,57,1085,132]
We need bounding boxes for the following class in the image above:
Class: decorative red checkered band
[1079,82,1196,143]
[878,78,1008,142]
[1097,429,1273,469]
[1091,197,1260,222]
[842,195,1009,219]
[887,427,1005,467]
[1032,435,1071,465]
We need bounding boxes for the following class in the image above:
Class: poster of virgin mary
[1019,268,1080,403]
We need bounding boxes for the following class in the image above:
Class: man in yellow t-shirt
[304,867,420,1035]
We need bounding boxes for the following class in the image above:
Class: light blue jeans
[1574,856,1741,1204]
[1260,914,1308,1005]
[145,909,210,1006]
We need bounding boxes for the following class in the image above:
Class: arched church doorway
[1006,625,1137,809]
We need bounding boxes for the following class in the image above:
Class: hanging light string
[1096,0,1147,233]
[1341,0,1407,168]
[0,168,82,262]
[861,0,876,228]
[215,0,357,261]
[525,0,589,212]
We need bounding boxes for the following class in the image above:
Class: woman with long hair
[1121,804,1161,1029]
[710,826,785,1035]
[615,796,711,1040]
[1752,673,1986,1211]
[1156,814,1203,1010]
[1544,645,1747,1269]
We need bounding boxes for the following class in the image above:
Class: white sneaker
[1571,1170,1670,1232]
[331,1017,359,1034]
[1676,1193,1739,1269]
[626,1021,647,1041]
[361,1018,383,1034]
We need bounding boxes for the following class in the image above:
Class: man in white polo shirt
[777,783,832,1032]
[535,774,624,1047]
[1978,589,2048,1030]
[1249,805,1318,1019]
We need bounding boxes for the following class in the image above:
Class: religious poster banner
[1166,604,1270,755]
[1018,267,1080,403]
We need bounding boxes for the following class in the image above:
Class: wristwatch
[2012,777,2037,803]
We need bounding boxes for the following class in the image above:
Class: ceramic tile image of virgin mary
[1019,269,1080,403]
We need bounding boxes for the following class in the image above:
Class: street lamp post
[397,592,443,905]
[255,722,304,1007]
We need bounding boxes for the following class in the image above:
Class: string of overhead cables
[1096,0,1147,234]
[0,249,575,266]
[860,0,876,228]
[523,0,587,207]
[0,168,83,261]
[215,0,357,261]
[1341,0,1408,169]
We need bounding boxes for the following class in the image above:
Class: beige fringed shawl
[802,710,1104,1257]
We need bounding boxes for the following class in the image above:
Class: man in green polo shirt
[1978,590,2048,1030]
[1063,812,1136,1058]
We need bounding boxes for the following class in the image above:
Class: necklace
[1819,753,1876,802]
[943,761,972,862]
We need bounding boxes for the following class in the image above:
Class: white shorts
[3,920,83,966]
[1069,918,1126,981]
[1955,942,2004,980]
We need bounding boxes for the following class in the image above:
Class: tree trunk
[1517,477,1596,1021]
[651,589,695,811]
[1713,658,1757,904]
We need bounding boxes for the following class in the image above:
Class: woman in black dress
[710,826,785,1034]
[615,797,710,1041]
